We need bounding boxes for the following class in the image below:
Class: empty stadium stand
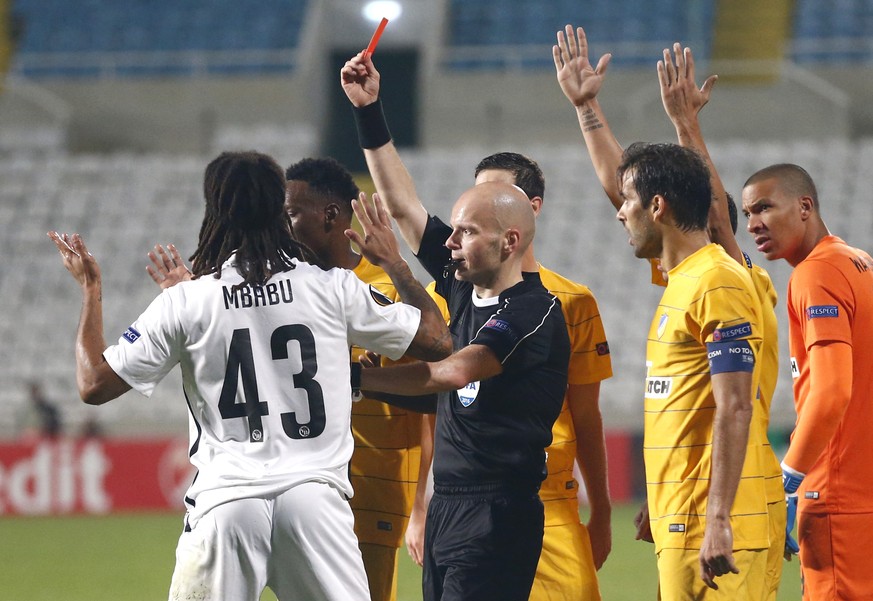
[10,0,308,77]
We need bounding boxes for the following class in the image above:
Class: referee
[360,181,570,601]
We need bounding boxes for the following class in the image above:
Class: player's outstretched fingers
[673,42,686,78]
[662,47,676,85]
[353,191,376,229]
[371,193,392,229]
[575,26,589,61]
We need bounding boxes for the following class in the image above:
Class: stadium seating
[792,0,873,63]
[444,0,717,69]
[10,0,308,77]
[2,139,869,437]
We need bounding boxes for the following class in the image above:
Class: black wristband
[353,99,392,149]
[350,362,362,393]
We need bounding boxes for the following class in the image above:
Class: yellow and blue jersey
[644,244,769,552]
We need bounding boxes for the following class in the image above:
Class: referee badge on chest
[457,381,480,407]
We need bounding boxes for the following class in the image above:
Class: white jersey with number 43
[104,256,420,527]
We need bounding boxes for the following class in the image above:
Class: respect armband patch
[806,305,839,319]
[711,321,752,342]
[478,318,520,346]
[706,340,755,374]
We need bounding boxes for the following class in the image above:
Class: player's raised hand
[341,51,381,108]
[346,192,403,269]
[147,243,192,289]
[48,231,101,289]
[553,25,611,107]
[658,43,718,128]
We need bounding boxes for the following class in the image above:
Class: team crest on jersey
[657,313,668,339]
[790,357,799,379]
[806,305,838,319]
[457,381,480,407]
[596,341,610,356]
[122,326,141,344]
[369,285,394,307]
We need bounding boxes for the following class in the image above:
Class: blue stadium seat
[445,0,717,70]
[11,0,309,77]
[792,0,873,63]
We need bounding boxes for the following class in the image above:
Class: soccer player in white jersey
[48,150,451,601]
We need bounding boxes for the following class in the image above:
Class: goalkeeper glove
[785,495,799,555]
[782,462,804,557]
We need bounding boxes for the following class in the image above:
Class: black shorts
[423,483,544,601]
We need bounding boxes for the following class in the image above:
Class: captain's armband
[706,340,755,374]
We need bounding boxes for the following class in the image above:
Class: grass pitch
[0,504,800,600]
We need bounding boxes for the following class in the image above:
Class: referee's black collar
[496,272,543,303]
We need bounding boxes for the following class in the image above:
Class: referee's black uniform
[416,216,570,601]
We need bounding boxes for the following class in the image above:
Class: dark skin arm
[346,193,451,362]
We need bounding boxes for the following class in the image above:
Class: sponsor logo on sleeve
[122,326,141,344]
[806,305,838,319]
[668,523,686,533]
[712,322,752,342]
[369,285,394,307]
[805,491,820,500]
[790,357,799,379]
[457,381,480,407]
[596,341,610,356]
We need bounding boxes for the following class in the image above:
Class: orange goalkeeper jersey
[785,235,873,514]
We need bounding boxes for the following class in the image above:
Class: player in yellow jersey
[284,157,433,601]
[554,25,779,598]
[655,45,785,599]
[619,140,768,598]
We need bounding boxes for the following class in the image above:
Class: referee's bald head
[455,181,535,254]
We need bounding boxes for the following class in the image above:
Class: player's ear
[324,203,341,225]
[798,196,814,219]
[529,196,544,217]
[503,228,521,256]
[650,194,667,222]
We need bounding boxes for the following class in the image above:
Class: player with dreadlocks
[49,150,450,601]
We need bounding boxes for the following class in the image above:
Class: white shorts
[168,480,371,601]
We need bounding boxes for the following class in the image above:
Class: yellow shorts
[530,520,601,601]
[358,542,399,601]
[765,501,786,601]
[657,547,767,601]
